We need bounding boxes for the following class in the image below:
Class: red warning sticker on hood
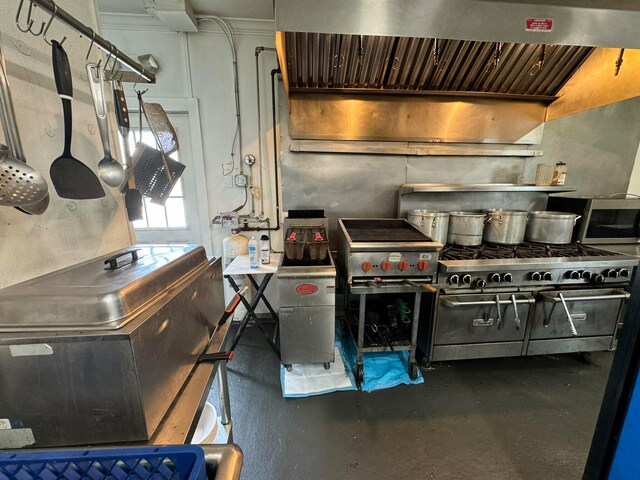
[525,18,553,31]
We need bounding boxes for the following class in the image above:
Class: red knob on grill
[381,261,392,272]
[398,260,409,271]
[417,260,428,271]
[361,261,373,273]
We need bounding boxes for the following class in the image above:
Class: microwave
[547,196,640,244]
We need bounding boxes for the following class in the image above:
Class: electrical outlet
[234,174,248,188]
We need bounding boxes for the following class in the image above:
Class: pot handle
[574,215,582,225]
[484,214,492,224]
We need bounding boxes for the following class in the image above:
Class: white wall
[0,1,132,289]
[100,14,280,257]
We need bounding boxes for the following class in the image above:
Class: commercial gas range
[422,242,638,362]
[337,218,442,383]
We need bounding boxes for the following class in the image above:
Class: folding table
[223,254,281,358]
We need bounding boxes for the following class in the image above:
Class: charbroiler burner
[342,219,431,242]
[441,242,613,261]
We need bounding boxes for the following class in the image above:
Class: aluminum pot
[447,211,490,246]
[525,211,581,244]
[407,210,449,244]
[483,210,529,245]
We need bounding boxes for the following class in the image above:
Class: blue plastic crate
[0,446,206,480]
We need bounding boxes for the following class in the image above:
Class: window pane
[169,178,183,197]
[145,198,168,228]
[165,198,187,228]
[133,205,148,229]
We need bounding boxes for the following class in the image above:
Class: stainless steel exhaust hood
[285,33,593,99]
[274,0,639,145]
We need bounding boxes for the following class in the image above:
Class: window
[126,130,188,231]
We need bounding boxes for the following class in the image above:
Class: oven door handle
[441,297,535,308]
[538,291,630,303]
[559,293,578,336]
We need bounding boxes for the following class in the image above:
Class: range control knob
[449,274,460,285]
[530,271,542,281]
[606,269,619,278]
[417,260,429,271]
[502,273,513,283]
[594,274,605,284]
[619,268,630,278]
[543,272,553,281]
[462,274,472,285]
[490,273,501,283]
[568,270,581,280]
[380,261,392,272]
[475,279,487,288]
[398,260,409,271]
[582,271,593,280]
[361,261,373,273]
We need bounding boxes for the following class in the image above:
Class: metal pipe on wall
[254,46,277,218]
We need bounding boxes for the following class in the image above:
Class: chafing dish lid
[0,244,208,331]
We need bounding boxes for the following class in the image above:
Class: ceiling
[96,0,275,20]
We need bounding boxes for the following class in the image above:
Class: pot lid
[529,211,579,219]
[0,244,209,332]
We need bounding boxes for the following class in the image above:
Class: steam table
[223,254,281,358]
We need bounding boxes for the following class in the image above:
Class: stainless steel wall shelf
[400,183,578,194]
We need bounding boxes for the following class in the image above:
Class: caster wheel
[323,362,331,370]
[409,362,418,381]
[285,364,292,372]
[356,365,364,384]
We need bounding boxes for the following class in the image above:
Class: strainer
[142,101,179,155]
[0,144,49,207]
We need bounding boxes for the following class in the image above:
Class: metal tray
[0,244,209,331]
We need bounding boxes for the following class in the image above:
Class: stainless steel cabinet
[280,306,335,364]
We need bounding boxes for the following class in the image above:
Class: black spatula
[49,40,105,200]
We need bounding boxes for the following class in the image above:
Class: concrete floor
[210,325,612,480]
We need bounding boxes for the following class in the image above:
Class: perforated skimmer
[0,144,48,207]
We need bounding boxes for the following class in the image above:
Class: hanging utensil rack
[16,0,156,84]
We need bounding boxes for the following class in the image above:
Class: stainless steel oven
[548,196,640,244]
[526,288,630,356]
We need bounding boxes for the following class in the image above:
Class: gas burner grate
[442,242,613,260]
[343,219,430,242]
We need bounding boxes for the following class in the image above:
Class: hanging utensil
[140,98,179,156]
[86,63,125,188]
[132,90,185,206]
[49,40,105,199]
[112,79,143,221]
[0,43,49,211]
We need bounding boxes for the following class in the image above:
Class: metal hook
[43,1,67,46]
[109,46,120,79]
[16,0,47,36]
[615,48,625,76]
[528,44,547,76]
[16,0,35,33]
[85,30,96,61]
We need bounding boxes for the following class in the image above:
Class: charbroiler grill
[422,242,638,362]
[337,218,443,384]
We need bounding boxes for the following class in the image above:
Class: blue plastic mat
[342,328,424,392]
[280,325,424,396]
[0,446,206,480]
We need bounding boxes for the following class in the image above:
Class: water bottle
[260,235,271,264]
[248,236,259,268]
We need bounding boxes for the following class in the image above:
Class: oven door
[432,292,534,361]
[527,288,630,355]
